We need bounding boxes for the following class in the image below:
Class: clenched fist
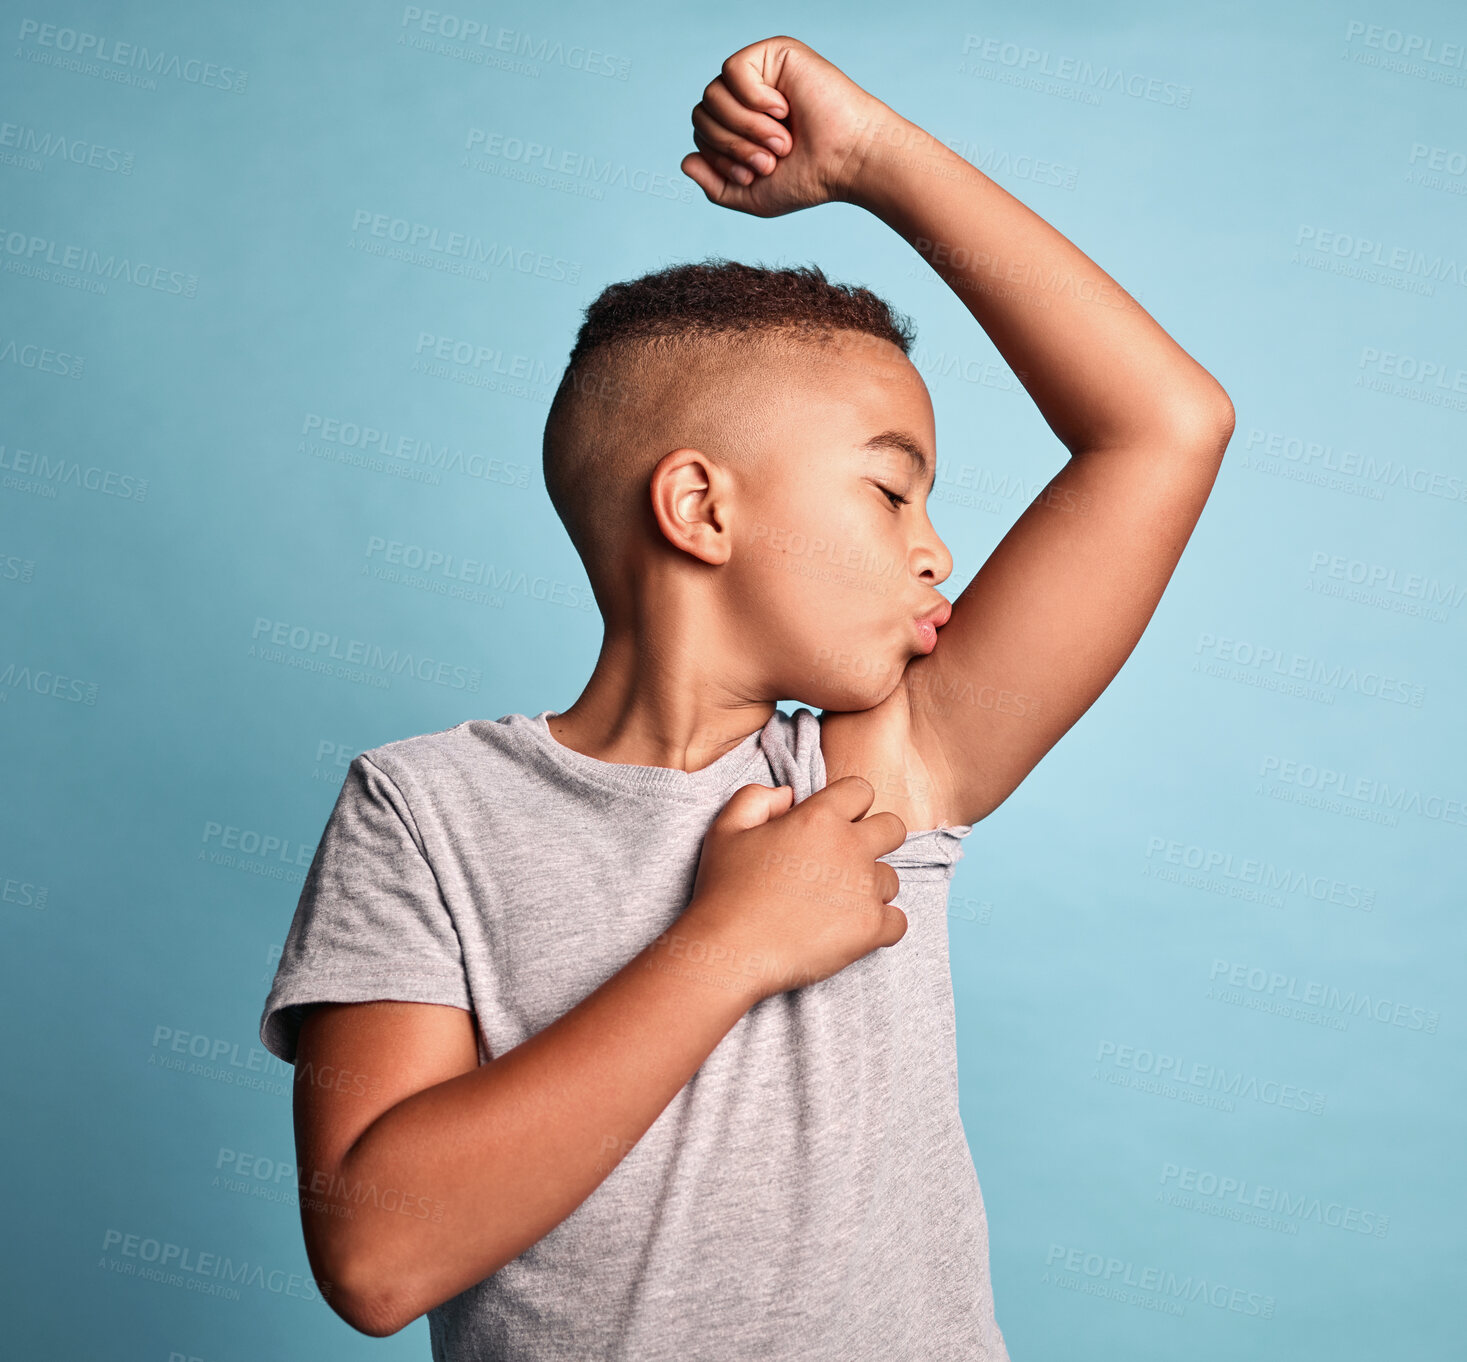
[680,35,895,216]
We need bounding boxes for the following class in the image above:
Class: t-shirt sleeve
[259,752,472,1065]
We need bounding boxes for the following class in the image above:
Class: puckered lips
[912,598,952,654]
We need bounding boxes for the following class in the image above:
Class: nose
[911,520,953,587]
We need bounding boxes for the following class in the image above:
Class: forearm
[329,917,755,1335]
[844,110,1233,453]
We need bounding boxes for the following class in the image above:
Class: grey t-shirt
[260,706,1010,1361]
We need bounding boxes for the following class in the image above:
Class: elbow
[1155,383,1234,461]
[1207,387,1236,450]
[324,1265,413,1339]
[314,1236,416,1339]
[1187,379,1236,455]
[354,1307,414,1341]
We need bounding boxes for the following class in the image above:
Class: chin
[788,661,909,714]
[773,623,910,712]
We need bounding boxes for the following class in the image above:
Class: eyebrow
[859,429,936,493]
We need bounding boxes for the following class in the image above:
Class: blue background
[3,1,1463,1358]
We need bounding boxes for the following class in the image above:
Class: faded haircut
[542,257,916,603]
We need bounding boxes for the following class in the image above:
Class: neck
[547,582,775,773]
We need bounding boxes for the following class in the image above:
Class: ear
[648,447,734,566]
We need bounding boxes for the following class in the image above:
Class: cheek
[735,491,907,681]
[755,504,899,602]
[758,547,885,626]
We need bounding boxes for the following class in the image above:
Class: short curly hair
[542,257,916,609]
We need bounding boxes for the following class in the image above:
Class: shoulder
[817,682,960,834]
[357,716,530,796]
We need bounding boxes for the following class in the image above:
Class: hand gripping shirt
[260,706,1010,1361]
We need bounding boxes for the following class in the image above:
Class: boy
[260,35,1234,1360]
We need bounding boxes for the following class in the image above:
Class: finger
[714,781,794,830]
[858,810,909,858]
[719,48,791,123]
[699,75,790,158]
[692,102,776,178]
[877,903,909,948]
[689,125,757,187]
[810,775,876,822]
[691,111,761,183]
[875,862,901,904]
[680,150,733,201]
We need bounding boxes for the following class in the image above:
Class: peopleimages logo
[1258,753,1467,828]
[301,411,528,487]
[958,35,1193,108]
[1306,550,1466,607]
[1043,1244,1274,1318]
[398,7,631,80]
[15,19,249,92]
[1192,631,1425,706]
[1142,835,1376,910]
[248,617,484,692]
[1159,1163,1390,1237]
[348,209,581,284]
[98,1228,325,1302]
[1094,1039,1327,1114]
[1342,19,1467,76]
[363,538,596,612]
[1294,225,1467,293]
[0,657,99,704]
[0,336,84,378]
[463,129,694,203]
[0,120,135,174]
[1241,427,1467,505]
[1208,959,1439,1033]
[0,440,148,500]
[0,223,199,297]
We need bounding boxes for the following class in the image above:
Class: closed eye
[878,486,910,509]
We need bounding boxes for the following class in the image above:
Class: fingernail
[764,136,784,154]
[753,151,775,173]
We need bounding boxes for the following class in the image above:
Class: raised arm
[846,114,1234,824]
[681,36,1235,826]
